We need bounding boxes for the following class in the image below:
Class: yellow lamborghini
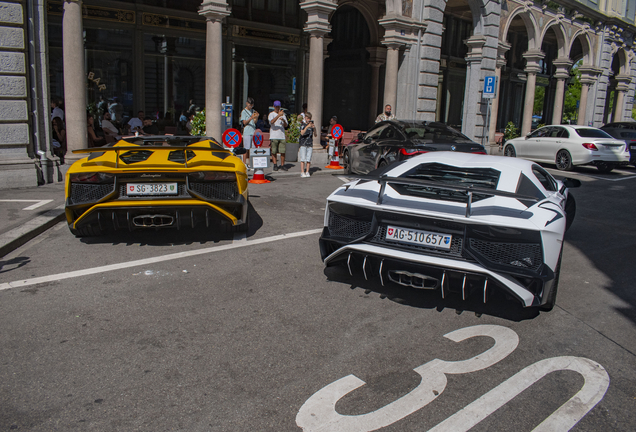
[65,136,248,237]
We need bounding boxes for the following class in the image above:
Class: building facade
[1,0,636,188]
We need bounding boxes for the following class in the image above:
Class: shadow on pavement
[324,265,540,322]
[0,256,30,275]
[77,202,263,247]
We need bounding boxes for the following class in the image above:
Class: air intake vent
[328,212,372,239]
[70,183,114,204]
[469,239,542,271]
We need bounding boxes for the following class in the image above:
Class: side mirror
[233,147,247,155]
[363,137,372,144]
[525,133,531,139]
[562,178,581,188]
[357,132,364,140]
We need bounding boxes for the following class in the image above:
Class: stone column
[378,14,419,116]
[613,74,632,122]
[300,0,336,149]
[366,46,386,126]
[199,1,230,140]
[521,50,544,136]
[383,45,400,111]
[577,66,600,125]
[462,35,486,141]
[63,0,87,160]
[489,42,510,145]
[551,58,572,125]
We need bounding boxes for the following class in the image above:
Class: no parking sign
[253,129,263,148]
[331,124,344,140]
[222,128,242,148]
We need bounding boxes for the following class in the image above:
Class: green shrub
[191,109,206,136]
[285,114,301,144]
[504,121,520,141]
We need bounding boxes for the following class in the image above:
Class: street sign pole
[482,76,497,150]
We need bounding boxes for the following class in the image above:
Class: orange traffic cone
[249,168,271,184]
[325,144,343,169]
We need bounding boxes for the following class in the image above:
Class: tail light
[69,172,114,183]
[400,148,427,156]
[475,151,487,155]
[189,171,236,181]
[582,143,598,151]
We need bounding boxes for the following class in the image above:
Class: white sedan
[503,125,630,173]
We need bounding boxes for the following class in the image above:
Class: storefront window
[233,45,297,120]
[48,24,134,119]
[144,34,206,118]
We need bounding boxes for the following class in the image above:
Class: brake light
[69,172,114,183]
[582,143,598,151]
[400,148,427,156]
[475,151,487,155]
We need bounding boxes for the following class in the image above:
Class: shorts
[271,139,286,155]
[243,133,253,149]
[299,145,313,162]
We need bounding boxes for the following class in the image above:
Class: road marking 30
[0,228,322,291]
[296,324,609,432]
[0,199,54,210]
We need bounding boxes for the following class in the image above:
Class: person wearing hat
[321,115,339,149]
[268,100,288,171]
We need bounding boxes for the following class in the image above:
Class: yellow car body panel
[64,137,249,236]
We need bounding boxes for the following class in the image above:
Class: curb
[0,206,66,258]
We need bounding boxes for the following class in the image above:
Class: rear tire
[596,162,614,173]
[540,248,562,312]
[343,150,352,175]
[555,150,573,171]
[504,145,516,157]
[69,225,103,237]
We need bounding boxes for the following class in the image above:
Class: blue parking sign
[483,76,497,99]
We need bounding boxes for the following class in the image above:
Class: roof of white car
[391,151,533,172]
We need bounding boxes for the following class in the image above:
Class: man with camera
[299,112,317,177]
[240,97,258,169]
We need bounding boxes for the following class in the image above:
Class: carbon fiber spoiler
[344,174,542,217]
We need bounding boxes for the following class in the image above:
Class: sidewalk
[0,182,67,258]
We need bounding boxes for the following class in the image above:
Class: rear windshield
[401,163,500,189]
[574,128,613,138]
[621,132,636,139]
[403,123,472,142]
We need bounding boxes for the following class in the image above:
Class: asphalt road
[1,164,635,431]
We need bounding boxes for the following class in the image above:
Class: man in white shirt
[101,112,119,142]
[51,97,64,121]
[268,101,288,171]
[127,110,144,135]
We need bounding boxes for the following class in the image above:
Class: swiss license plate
[386,225,452,250]
[126,183,178,196]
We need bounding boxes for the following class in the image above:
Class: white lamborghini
[319,152,580,311]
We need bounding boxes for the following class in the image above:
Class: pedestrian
[240,97,258,169]
[101,112,119,143]
[87,113,106,148]
[185,111,195,134]
[108,97,124,123]
[143,116,160,135]
[375,104,396,123]
[128,110,144,135]
[188,99,196,113]
[268,100,288,171]
[51,97,64,121]
[299,103,308,122]
[321,115,338,149]
[51,116,66,163]
[299,112,317,178]
[256,113,269,132]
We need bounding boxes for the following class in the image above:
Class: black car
[342,120,487,174]
[600,122,636,166]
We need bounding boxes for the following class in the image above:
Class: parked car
[600,121,636,166]
[342,120,486,175]
[503,125,630,173]
[65,135,248,237]
[319,152,580,311]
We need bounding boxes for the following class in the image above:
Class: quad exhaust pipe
[388,270,439,289]
[132,214,174,227]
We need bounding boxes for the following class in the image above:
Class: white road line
[338,176,354,183]
[0,228,322,291]
[0,199,54,210]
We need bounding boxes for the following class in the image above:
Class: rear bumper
[320,234,556,308]
[68,199,247,231]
